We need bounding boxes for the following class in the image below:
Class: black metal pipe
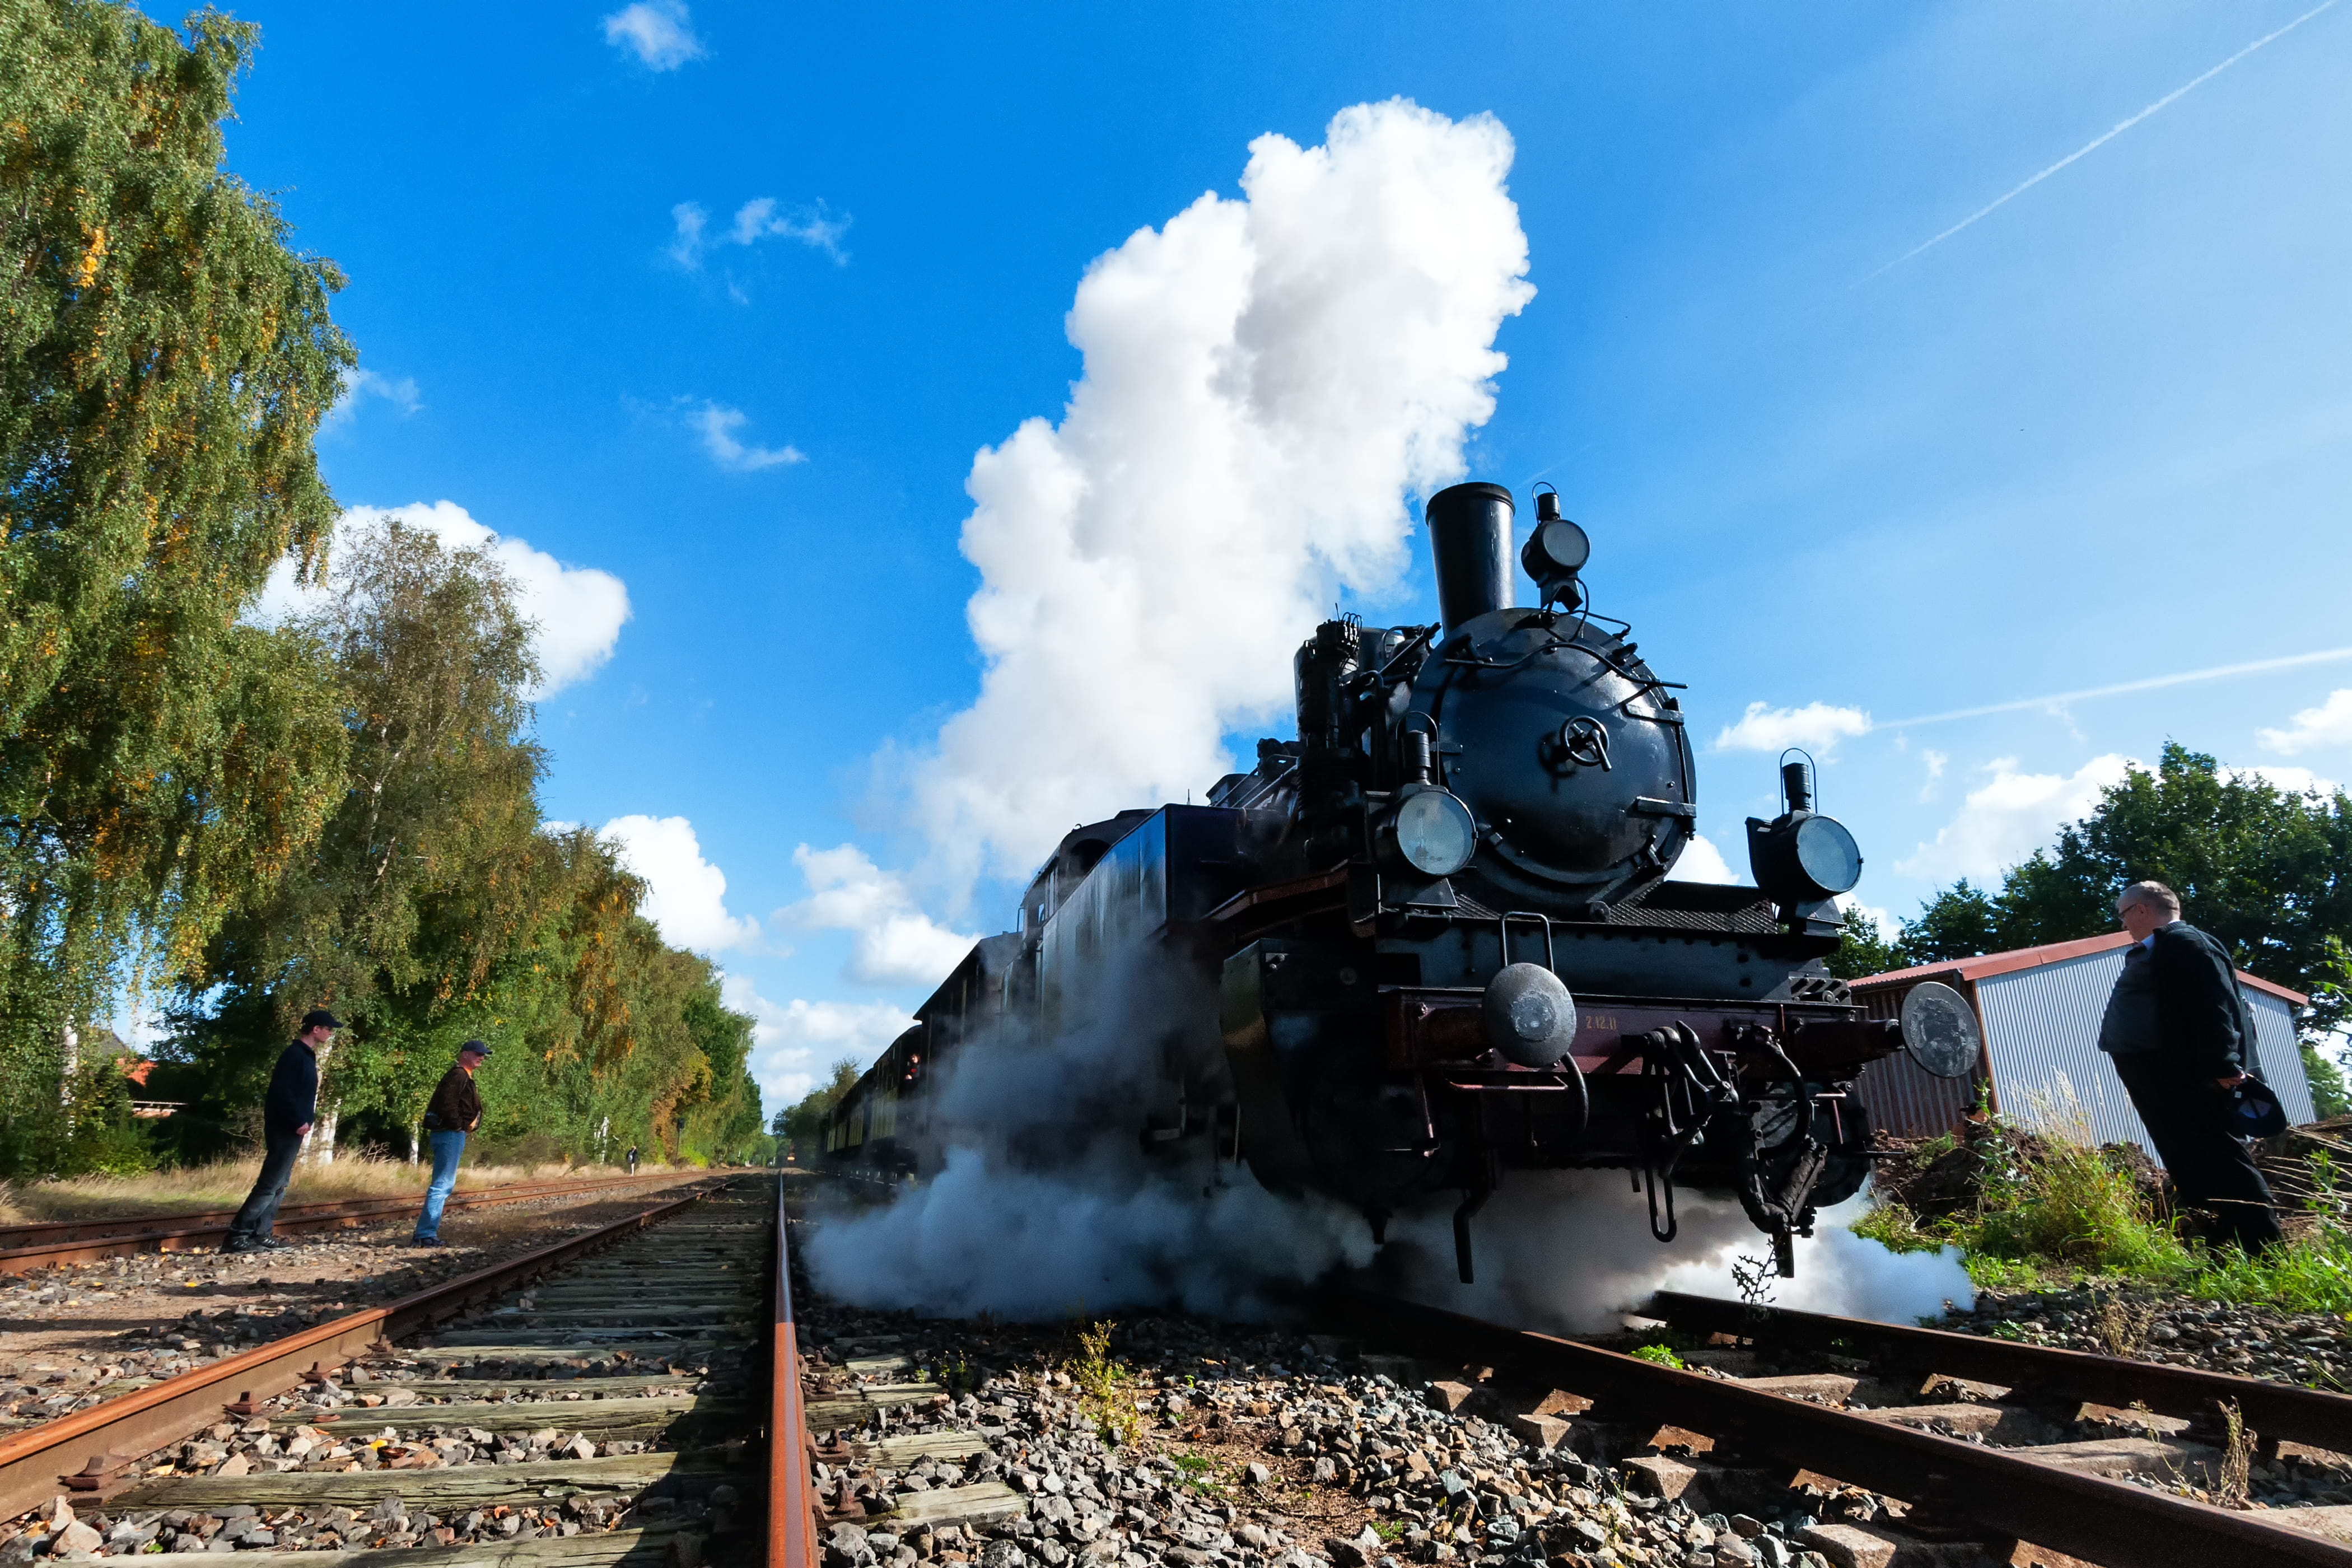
[1425,482,1515,632]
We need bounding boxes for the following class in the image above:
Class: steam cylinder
[1425,483,1516,632]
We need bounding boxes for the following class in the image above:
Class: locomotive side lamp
[1746,753,1864,911]
[1521,488,1590,612]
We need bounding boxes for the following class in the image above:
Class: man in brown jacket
[410,1040,488,1247]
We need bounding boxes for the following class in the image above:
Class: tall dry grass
[0,1154,684,1225]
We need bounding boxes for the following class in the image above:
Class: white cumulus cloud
[601,815,759,954]
[602,0,702,69]
[1713,701,1873,754]
[900,98,1532,889]
[1674,833,1741,885]
[2228,764,2342,799]
[687,400,805,472]
[1896,754,2136,883]
[256,502,631,696]
[2258,689,2352,756]
[721,974,910,1107]
[784,844,977,988]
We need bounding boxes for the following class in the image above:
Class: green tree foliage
[161,526,762,1168]
[1898,744,2352,1068]
[1,5,761,1176]
[1826,903,1903,980]
[0,3,352,1128]
[781,1057,864,1160]
[220,517,544,1033]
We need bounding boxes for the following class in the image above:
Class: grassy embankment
[0,1154,683,1225]
[1855,1085,2352,1317]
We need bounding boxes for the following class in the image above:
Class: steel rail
[1328,1289,2352,1568]
[0,1170,705,1275]
[0,1178,730,1522]
[1645,1290,2352,1454]
[767,1177,819,1568]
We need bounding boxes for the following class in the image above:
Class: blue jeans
[414,1130,466,1240]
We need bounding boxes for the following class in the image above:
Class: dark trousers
[2112,1054,2283,1254]
[226,1133,303,1245]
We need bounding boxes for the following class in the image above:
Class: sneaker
[411,1236,443,1248]
[218,1239,259,1255]
[258,1236,296,1250]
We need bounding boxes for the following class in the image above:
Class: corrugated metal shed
[1850,930,2317,1164]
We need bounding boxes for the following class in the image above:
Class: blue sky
[201,1,2352,1103]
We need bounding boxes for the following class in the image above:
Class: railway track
[1317,1285,2352,1568]
[0,1172,707,1275]
[6,1177,2346,1568]
[0,1173,825,1568]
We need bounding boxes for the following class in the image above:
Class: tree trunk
[58,1021,79,1133]
[408,1124,419,1163]
[310,1105,339,1165]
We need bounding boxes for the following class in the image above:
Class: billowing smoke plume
[909,98,1534,893]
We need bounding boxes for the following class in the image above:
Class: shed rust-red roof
[1850,928,2308,1006]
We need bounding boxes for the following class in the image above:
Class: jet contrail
[1868,0,2341,279]
[1884,647,2352,729]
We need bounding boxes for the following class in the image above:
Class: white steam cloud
[906,98,1533,889]
[806,949,1373,1319]
[1380,1175,1971,1334]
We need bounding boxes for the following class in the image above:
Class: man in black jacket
[2097,882,2281,1253]
[222,1009,339,1253]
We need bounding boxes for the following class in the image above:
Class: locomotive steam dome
[1415,484,1696,904]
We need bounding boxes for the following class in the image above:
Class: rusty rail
[1645,1290,2352,1455]
[0,1179,729,1521]
[0,1170,706,1275]
[1327,1287,2352,1568]
[768,1175,819,1568]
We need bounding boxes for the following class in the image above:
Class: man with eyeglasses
[2097,880,2281,1254]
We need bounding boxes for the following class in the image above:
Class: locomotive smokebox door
[1900,981,1982,1079]
[1482,963,1578,1068]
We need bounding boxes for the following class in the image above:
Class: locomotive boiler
[822,483,1978,1281]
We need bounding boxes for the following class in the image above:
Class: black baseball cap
[460,1039,492,1058]
[300,1010,343,1033]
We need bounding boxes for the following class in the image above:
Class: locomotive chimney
[1424,482,1516,632]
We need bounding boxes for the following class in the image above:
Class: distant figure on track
[222,1009,338,1254]
[411,1040,489,1248]
[626,1145,640,1175]
[2097,880,2282,1254]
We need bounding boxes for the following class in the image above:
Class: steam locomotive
[821,483,1977,1280]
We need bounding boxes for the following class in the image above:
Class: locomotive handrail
[1496,911,1557,970]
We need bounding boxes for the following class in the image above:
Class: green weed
[1067,1320,1143,1449]
[1628,1343,1686,1370]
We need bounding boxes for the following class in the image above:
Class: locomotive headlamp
[1393,788,1478,877]
[1521,489,1590,611]
[1746,756,1865,907]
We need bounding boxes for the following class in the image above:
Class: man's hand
[297,1123,313,1136]
[2213,1072,2247,1090]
